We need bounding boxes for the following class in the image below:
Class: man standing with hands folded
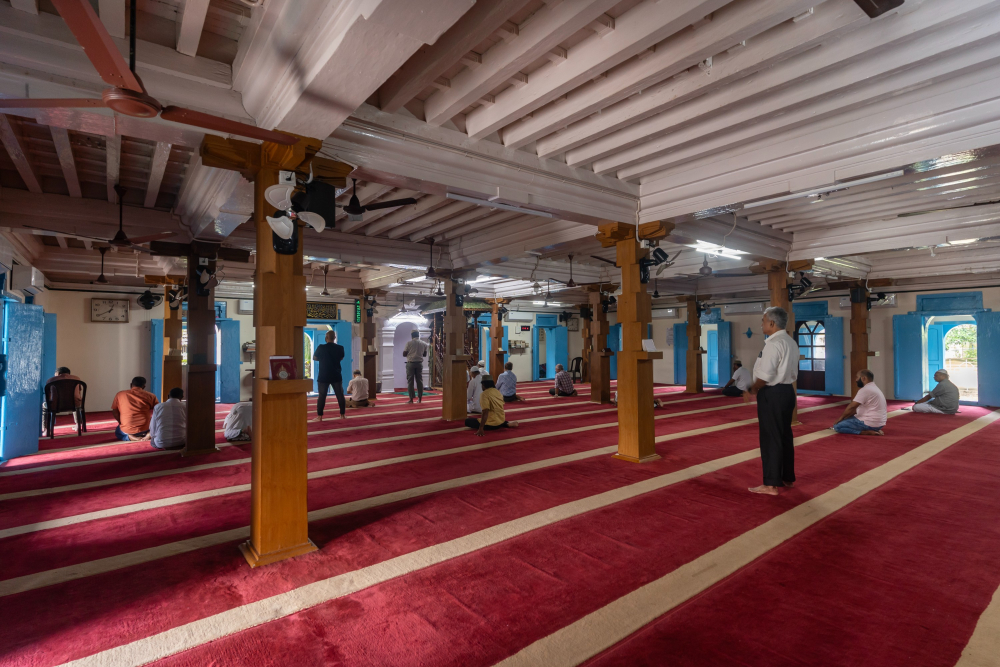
[747,307,799,496]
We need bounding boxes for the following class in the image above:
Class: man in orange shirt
[111,376,159,441]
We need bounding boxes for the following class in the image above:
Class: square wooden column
[684,296,704,394]
[588,287,612,404]
[182,244,220,457]
[441,274,470,420]
[351,289,384,401]
[486,298,508,377]
[764,261,804,425]
[161,284,184,401]
[579,304,592,383]
[850,292,870,398]
[597,222,663,463]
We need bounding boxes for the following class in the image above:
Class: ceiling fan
[0,0,297,146]
[27,184,175,251]
[426,238,437,279]
[95,246,109,284]
[338,179,417,222]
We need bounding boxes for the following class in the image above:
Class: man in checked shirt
[548,363,578,397]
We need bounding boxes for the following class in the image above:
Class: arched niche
[380,305,431,393]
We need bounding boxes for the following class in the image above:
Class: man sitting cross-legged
[722,360,753,397]
[548,364,578,397]
[346,370,371,408]
[833,369,887,436]
[149,387,186,450]
[111,376,158,441]
[466,375,519,436]
[496,362,526,403]
[912,369,960,414]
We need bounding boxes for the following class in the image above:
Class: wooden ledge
[257,378,315,395]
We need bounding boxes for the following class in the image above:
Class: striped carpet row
[0,382,996,666]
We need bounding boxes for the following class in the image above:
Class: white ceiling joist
[790,203,1000,259]
[543,0,994,164]
[422,0,624,127]
[451,218,596,268]
[49,126,81,198]
[408,206,504,243]
[361,196,449,237]
[600,3,1000,178]
[0,189,180,239]
[98,0,126,39]
[442,212,532,241]
[378,0,534,114]
[484,0,806,145]
[0,113,41,193]
[144,142,172,208]
[385,201,477,239]
[176,0,211,57]
[9,0,38,14]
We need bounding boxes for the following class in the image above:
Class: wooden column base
[239,538,318,568]
[613,452,663,464]
[183,364,221,457]
[442,354,471,421]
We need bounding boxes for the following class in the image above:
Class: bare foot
[508,421,519,428]
[748,485,780,495]
[408,399,413,404]
[340,413,346,420]
[860,429,884,436]
[310,416,324,422]
[783,481,795,488]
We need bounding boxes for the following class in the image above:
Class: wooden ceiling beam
[144,142,172,208]
[176,0,211,56]
[0,114,42,193]
[49,126,82,198]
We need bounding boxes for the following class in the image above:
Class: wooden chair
[569,356,583,383]
[43,379,87,438]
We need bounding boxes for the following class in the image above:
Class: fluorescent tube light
[742,170,904,210]
[446,193,555,218]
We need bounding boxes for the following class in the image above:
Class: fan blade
[128,232,177,244]
[0,98,107,109]
[363,198,418,211]
[298,211,325,233]
[50,0,144,93]
[590,255,617,266]
[160,107,298,146]
[21,225,109,244]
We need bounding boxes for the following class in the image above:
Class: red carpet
[0,384,995,667]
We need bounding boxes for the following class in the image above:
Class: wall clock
[91,298,130,323]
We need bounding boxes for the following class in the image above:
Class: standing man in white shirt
[833,370,887,436]
[721,360,753,397]
[747,307,799,496]
[401,329,429,403]
[148,387,187,450]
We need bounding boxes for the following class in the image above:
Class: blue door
[608,324,620,380]
[1,301,44,460]
[927,323,945,384]
[823,317,845,396]
[673,322,687,385]
[217,319,241,403]
[717,321,734,388]
[553,325,568,375]
[893,313,924,400]
[706,330,719,385]
[40,313,57,395]
[150,319,163,399]
[974,311,1000,407]
[333,320,353,381]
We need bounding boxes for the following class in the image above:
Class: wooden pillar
[353,289,383,401]
[182,244,220,457]
[441,274,470,420]
[486,298,508,377]
[588,287,612,404]
[684,296,704,393]
[161,284,183,401]
[579,304,591,383]
[850,291,870,398]
[597,221,663,463]
[764,262,802,425]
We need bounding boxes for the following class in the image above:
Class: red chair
[43,379,87,438]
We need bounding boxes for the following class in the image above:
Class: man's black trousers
[756,383,796,487]
[317,381,345,417]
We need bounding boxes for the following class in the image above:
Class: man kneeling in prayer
[722,360,753,397]
[832,369,887,436]
[467,375,519,436]
[224,398,252,441]
[346,370,371,408]
[548,364,578,397]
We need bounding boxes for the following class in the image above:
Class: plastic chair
[569,356,583,383]
[43,379,87,438]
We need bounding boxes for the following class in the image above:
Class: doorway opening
[181,324,223,402]
[700,323,719,386]
[796,320,826,392]
[537,327,548,378]
[926,316,977,402]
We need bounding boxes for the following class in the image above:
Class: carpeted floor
[0,382,997,666]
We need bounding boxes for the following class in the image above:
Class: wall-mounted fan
[137,289,163,310]
[0,0,297,145]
